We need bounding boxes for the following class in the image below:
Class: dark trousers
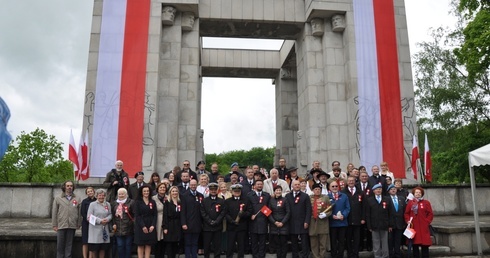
[56,228,75,258]
[154,239,166,258]
[271,234,288,258]
[227,230,246,258]
[184,233,200,258]
[165,241,179,258]
[290,233,310,258]
[388,228,404,258]
[330,226,347,258]
[250,233,267,258]
[412,244,429,258]
[346,225,361,258]
[360,223,372,250]
[203,231,222,258]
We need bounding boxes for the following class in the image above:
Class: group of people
[51,159,434,258]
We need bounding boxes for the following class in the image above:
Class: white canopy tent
[468,143,490,255]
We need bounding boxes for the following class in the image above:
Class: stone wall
[1,183,489,218]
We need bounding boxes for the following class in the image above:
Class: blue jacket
[328,192,350,227]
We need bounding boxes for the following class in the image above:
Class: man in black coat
[200,183,227,258]
[342,176,364,258]
[247,179,271,258]
[181,179,204,258]
[365,183,392,258]
[286,180,312,258]
[368,165,387,194]
[357,171,373,251]
[225,184,252,258]
[178,171,191,195]
[387,184,406,258]
[128,171,148,200]
[276,157,288,180]
[178,160,198,182]
[241,168,255,195]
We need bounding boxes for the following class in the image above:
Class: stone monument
[83,0,416,181]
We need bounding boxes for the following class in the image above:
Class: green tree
[413,1,490,183]
[0,128,73,182]
[205,147,275,175]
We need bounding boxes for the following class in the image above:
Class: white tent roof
[469,143,490,167]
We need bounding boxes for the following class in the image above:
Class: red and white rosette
[382,201,386,209]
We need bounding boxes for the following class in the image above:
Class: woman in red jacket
[404,186,434,258]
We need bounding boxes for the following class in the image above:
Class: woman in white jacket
[87,189,112,258]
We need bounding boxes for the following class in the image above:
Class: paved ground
[1,215,489,257]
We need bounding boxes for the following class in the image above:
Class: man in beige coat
[52,180,82,258]
[263,168,290,196]
[309,183,332,258]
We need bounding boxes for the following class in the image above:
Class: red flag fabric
[260,205,272,217]
[77,130,90,181]
[69,130,79,178]
[424,134,432,182]
[411,135,419,180]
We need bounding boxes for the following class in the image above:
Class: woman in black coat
[163,186,183,258]
[268,185,291,258]
[80,187,96,258]
[134,185,157,258]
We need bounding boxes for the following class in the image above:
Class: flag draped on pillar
[353,0,405,177]
[424,134,432,182]
[90,0,151,177]
[77,130,90,181]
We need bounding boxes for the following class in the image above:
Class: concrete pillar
[156,10,183,172]
[295,22,328,170]
[275,69,298,168]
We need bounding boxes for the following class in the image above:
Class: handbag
[404,225,416,239]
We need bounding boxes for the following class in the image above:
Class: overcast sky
[0,0,456,156]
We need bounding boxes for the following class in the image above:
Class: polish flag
[69,130,79,178]
[260,205,272,217]
[411,135,419,180]
[353,0,405,178]
[77,130,90,181]
[90,0,151,176]
[424,134,432,182]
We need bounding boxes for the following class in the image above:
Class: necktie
[350,187,354,195]
[138,183,141,188]
[377,195,381,203]
[393,196,398,212]
[258,192,261,197]
[184,183,188,190]
[249,180,253,185]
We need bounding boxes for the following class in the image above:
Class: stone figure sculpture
[162,6,177,25]
[182,12,195,31]
[310,18,324,36]
[331,14,346,32]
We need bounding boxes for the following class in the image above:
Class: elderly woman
[111,188,134,258]
[87,188,112,258]
[134,185,158,258]
[163,186,182,258]
[81,187,95,258]
[268,185,291,258]
[404,186,434,258]
[152,182,167,257]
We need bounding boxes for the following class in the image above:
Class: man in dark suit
[200,183,227,258]
[276,157,288,180]
[178,160,198,181]
[387,184,406,258]
[286,180,312,258]
[247,179,271,258]
[225,184,252,258]
[342,176,364,258]
[357,171,373,251]
[241,168,255,195]
[128,171,148,200]
[365,183,392,258]
[178,171,191,195]
[181,179,204,258]
[368,165,387,194]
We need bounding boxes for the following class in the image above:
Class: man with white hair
[103,160,130,203]
[263,168,290,196]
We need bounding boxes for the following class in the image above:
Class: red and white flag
[260,205,272,217]
[424,134,432,182]
[69,130,79,177]
[77,130,90,181]
[411,135,419,180]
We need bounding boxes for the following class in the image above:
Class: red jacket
[404,199,433,245]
